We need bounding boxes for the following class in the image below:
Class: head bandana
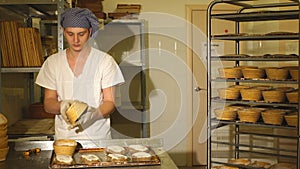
[60,7,99,37]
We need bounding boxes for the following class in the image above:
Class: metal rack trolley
[207,0,300,168]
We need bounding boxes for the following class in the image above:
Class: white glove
[71,107,104,133]
[60,100,74,124]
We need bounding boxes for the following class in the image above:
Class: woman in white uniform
[35,7,124,140]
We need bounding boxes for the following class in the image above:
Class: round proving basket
[214,107,237,121]
[262,89,286,103]
[218,88,240,100]
[284,114,298,127]
[286,90,298,103]
[252,85,273,91]
[265,67,289,80]
[289,69,299,81]
[218,67,242,79]
[0,136,8,149]
[237,108,261,123]
[261,109,286,125]
[229,85,250,89]
[242,68,266,79]
[240,88,262,101]
[53,139,77,156]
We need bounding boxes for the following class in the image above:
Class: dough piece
[228,158,250,165]
[131,152,152,162]
[80,154,101,165]
[128,144,149,153]
[56,155,73,165]
[107,153,128,162]
[106,145,126,154]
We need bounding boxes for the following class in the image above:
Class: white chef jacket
[35,47,124,140]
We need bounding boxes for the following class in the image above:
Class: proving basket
[265,67,289,80]
[53,139,77,156]
[237,108,261,123]
[286,90,298,103]
[217,88,240,100]
[261,109,286,125]
[214,107,237,121]
[240,88,263,101]
[289,69,299,81]
[284,114,298,127]
[242,68,266,79]
[262,89,286,103]
[218,67,242,79]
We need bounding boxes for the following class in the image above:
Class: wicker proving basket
[0,147,9,162]
[265,67,289,80]
[262,89,286,103]
[261,109,286,125]
[0,125,7,138]
[238,108,261,123]
[214,107,237,121]
[242,68,266,79]
[53,139,77,156]
[252,85,273,90]
[284,114,298,127]
[0,136,8,149]
[286,90,298,103]
[218,88,240,100]
[240,88,263,101]
[218,67,243,79]
[289,69,299,81]
[229,85,250,89]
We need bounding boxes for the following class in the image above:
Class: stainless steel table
[1,139,178,169]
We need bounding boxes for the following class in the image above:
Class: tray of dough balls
[49,139,161,168]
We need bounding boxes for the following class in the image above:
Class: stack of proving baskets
[261,109,286,125]
[238,108,263,123]
[0,113,9,161]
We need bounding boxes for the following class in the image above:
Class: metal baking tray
[49,147,161,168]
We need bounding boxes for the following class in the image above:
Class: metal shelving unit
[207,0,300,168]
[0,0,68,133]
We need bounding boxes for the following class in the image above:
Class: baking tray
[49,147,161,168]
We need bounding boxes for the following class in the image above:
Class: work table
[0,139,178,169]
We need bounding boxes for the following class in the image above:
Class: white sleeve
[35,56,57,90]
[101,56,125,89]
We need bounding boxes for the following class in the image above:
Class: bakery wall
[103,0,211,166]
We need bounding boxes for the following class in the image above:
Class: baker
[35,7,124,140]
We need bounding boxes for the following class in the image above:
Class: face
[63,27,92,52]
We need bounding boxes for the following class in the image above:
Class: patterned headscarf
[60,7,99,37]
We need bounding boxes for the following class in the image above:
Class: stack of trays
[0,113,9,161]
